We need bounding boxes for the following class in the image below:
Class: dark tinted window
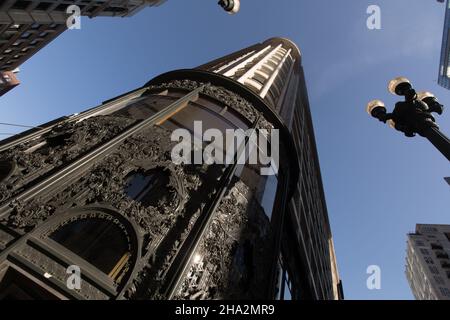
[50,218,130,278]
[0,160,14,183]
[125,168,171,207]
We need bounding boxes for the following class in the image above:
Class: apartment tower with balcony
[406,224,450,300]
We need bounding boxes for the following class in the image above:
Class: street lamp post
[367,77,450,162]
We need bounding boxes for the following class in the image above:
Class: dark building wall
[0,37,341,300]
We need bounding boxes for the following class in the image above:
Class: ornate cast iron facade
[0,38,342,300]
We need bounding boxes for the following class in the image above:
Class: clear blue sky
[0,0,449,300]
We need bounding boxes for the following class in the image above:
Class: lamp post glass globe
[366,99,386,116]
[417,91,435,102]
[417,91,444,115]
[388,77,411,95]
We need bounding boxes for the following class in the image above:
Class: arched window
[0,160,14,183]
[45,131,72,148]
[124,168,172,207]
[50,217,131,282]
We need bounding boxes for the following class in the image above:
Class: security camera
[218,0,240,14]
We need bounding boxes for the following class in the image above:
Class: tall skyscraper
[406,224,450,300]
[438,0,450,89]
[0,37,342,300]
[0,0,166,96]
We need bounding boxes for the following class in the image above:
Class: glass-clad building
[438,0,450,89]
